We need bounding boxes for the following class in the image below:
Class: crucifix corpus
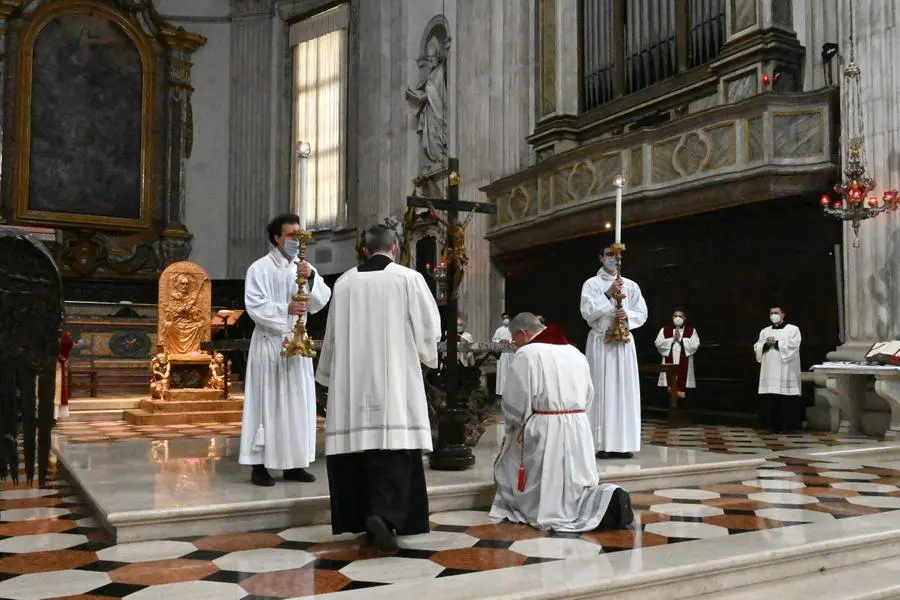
[407,157,497,471]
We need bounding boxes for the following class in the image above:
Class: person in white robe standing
[580,246,648,459]
[754,307,802,432]
[490,313,634,532]
[655,310,700,398]
[239,213,332,487]
[317,225,441,549]
[492,312,513,397]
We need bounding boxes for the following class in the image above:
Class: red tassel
[517,464,526,492]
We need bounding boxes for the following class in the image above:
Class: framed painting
[12,0,156,231]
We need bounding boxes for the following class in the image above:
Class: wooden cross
[406,157,496,470]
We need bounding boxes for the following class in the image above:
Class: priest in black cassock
[316,225,441,549]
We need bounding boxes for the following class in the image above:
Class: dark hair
[501,312,510,318]
[267,213,300,246]
[362,224,398,253]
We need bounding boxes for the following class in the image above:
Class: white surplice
[754,324,802,395]
[239,249,332,470]
[316,262,441,455]
[492,324,513,395]
[490,340,620,532]
[458,330,474,367]
[580,270,648,453]
[654,327,700,388]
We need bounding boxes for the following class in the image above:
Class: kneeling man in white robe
[239,213,332,487]
[580,246,648,459]
[754,306,802,432]
[490,312,634,532]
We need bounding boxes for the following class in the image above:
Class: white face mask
[502,318,510,326]
[603,256,618,271]
[283,238,300,258]
[770,313,783,325]
[673,316,684,327]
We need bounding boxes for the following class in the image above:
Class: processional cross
[406,157,497,470]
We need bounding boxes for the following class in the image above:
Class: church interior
[3,0,900,598]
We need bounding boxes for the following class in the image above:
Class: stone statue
[208,352,230,391]
[158,261,211,355]
[150,352,171,398]
[405,36,447,172]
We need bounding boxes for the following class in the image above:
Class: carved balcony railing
[482,88,838,255]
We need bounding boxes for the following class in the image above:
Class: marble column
[831,0,900,359]
[457,0,535,342]
[227,0,276,278]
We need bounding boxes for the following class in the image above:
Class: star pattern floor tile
[2,454,900,598]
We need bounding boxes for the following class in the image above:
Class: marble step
[62,409,128,422]
[162,389,229,401]
[139,399,243,413]
[329,511,900,600]
[122,408,243,425]
[68,398,143,411]
[694,555,900,600]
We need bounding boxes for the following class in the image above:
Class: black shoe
[598,488,635,530]
[251,465,275,487]
[365,514,398,550]
[609,452,634,459]
[283,468,316,483]
[596,451,610,459]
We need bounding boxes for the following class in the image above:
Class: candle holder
[605,242,631,344]
[281,230,316,358]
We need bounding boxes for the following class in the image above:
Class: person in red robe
[654,310,700,398]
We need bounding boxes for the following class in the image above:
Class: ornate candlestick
[281,230,316,358]
[605,242,631,343]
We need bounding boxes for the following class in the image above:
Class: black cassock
[324,253,431,536]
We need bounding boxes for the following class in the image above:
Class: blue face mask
[603,256,618,270]
[283,239,300,258]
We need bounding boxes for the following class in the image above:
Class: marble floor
[0,422,894,599]
[2,453,900,598]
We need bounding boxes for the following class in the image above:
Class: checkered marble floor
[641,422,877,454]
[2,455,900,598]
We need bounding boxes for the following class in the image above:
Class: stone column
[159,27,206,263]
[0,0,18,223]
[227,0,276,278]
[831,0,900,359]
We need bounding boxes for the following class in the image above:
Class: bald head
[508,312,545,347]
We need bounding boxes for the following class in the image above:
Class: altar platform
[53,426,762,543]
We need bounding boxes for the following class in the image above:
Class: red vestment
[662,324,693,393]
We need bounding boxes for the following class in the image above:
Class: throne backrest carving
[157,261,210,356]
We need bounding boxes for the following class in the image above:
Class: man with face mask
[239,213,332,486]
[490,312,634,532]
[753,307,802,432]
[317,224,441,549]
[492,312,513,397]
[654,310,700,398]
[580,246,648,459]
[456,317,474,367]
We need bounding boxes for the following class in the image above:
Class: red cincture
[515,408,586,493]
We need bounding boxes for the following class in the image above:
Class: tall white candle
[297,153,308,231]
[614,176,624,244]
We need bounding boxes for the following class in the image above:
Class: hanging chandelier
[819,0,898,247]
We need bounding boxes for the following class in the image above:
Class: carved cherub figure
[150,352,170,398]
[209,352,228,390]
[427,202,480,297]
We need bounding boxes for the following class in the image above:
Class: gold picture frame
[12,0,157,231]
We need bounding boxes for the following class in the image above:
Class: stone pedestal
[124,389,243,425]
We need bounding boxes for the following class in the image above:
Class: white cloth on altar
[654,327,700,388]
[580,270,648,453]
[316,262,440,455]
[754,324,802,395]
[490,341,620,532]
[458,330,474,366]
[239,249,331,470]
[492,324,514,395]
